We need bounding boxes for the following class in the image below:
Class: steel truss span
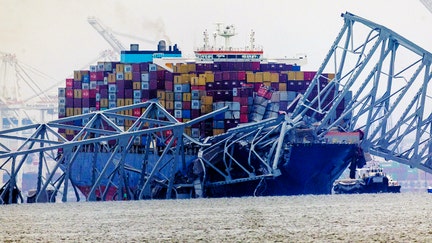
[292,12,432,173]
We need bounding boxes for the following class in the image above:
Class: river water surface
[1,193,431,242]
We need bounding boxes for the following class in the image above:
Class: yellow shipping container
[74,70,81,81]
[183,93,191,101]
[157,90,166,100]
[66,129,74,135]
[74,89,82,99]
[279,83,287,91]
[271,73,279,83]
[159,100,165,108]
[255,72,263,83]
[191,77,199,86]
[287,71,296,80]
[327,73,335,81]
[124,72,133,80]
[125,99,133,106]
[187,63,196,72]
[263,81,271,87]
[184,127,191,136]
[246,72,255,82]
[213,129,225,135]
[100,99,108,107]
[201,104,213,113]
[133,82,141,90]
[263,72,271,82]
[179,64,188,73]
[116,64,124,73]
[73,108,81,115]
[198,76,206,85]
[117,99,125,107]
[204,72,214,82]
[165,101,174,110]
[125,120,134,127]
[66,108,74,117]
[108,73,116,83]
[174,75,182,84]
[201,96,213,105]
[295,71,304,80]
[165,92,174,101]
[182,74,191,83]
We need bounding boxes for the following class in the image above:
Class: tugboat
[333,161,401,194]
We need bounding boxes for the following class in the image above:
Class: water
[1,193,431,242]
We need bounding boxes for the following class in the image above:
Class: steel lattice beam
[292,12,432,172]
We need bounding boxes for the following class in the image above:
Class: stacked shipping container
[58,61,343,141]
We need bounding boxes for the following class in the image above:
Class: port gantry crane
[0,12,431,204]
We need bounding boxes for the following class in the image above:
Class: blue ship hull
[70,143,359,199]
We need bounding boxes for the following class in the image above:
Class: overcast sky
[1,0,432,93]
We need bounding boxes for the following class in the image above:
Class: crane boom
[87,17,126,54]
[420,0,432,13]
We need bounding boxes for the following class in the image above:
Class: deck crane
[87,17,127,54]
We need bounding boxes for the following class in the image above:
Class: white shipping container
[174,109,182,118]
[141,73,149,82]
[141,82,149,90]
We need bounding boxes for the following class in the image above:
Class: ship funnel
[158,40,167,51]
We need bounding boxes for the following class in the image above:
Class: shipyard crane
[420,0,432,13]
[87,17,127,54]
[0,12,431,204]
[87,17,156,54]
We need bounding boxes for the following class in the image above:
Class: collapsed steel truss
[0,12,431,203]
[0,100,226,203]
[292,12,432,173]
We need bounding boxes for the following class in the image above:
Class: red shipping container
[66,78,73,88]
[82,89,90,98]
[133,108,141,117]
[240,114,248,123]
[132,64,140,72]
[90,72,97,81]
[165,81,173,91]
[66,89,74,98]
[183,101,191,110]
[240,105,249,113]
[89,90,97,98]
[132,72,141,82]
[96,71,104,80]
[237,71,246,80]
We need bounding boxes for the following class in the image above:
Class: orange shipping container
[165,92,174,101]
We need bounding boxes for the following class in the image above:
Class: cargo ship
[57,25,365,200]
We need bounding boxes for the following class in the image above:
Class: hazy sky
[1,0,432,93]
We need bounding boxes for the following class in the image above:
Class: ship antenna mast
[203,29,209,49]
[216,24,236,50]
[250,29,256,50]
